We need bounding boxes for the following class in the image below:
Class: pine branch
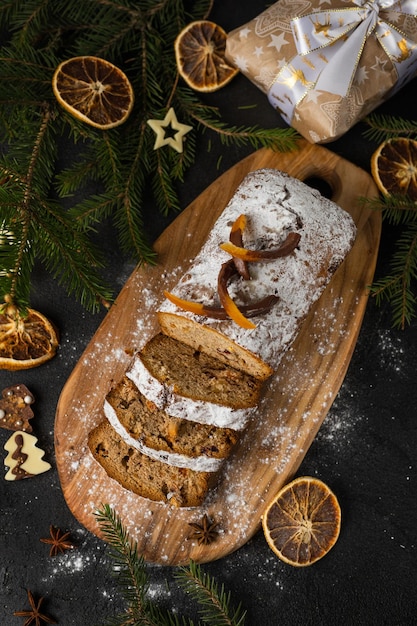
[0,132,113,312]
[180,96,299,151]
[363,112,417,144]
[95,505,247,626]
[0,0,298,313]
[175,561,246,626]
[95,504,196,626]
[361,193,417,226]
[361,113,417,327]
[369,223,417,329]
[95,504,151,619]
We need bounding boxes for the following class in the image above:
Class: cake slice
[138,333,264,409]
[105,376,239,460]
[88,420,216,508]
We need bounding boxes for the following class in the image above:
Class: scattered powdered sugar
[318,392,365,451]
[375,328,405,372]
[40,529,107,582]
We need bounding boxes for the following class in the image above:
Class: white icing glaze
[159,168,356,370]
[126,357,254,431]
[103,400,223,472]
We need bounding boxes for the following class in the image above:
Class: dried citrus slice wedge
[175,20,238,92]
[52,56,134,129]
[0,301,59,370]
[371,137,417,201]
[262,476,341,567]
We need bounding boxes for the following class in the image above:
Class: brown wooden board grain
[55,140,381,565]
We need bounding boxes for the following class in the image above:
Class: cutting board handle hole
[303,176,333,199]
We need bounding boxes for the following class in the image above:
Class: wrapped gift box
[226,0,417,143]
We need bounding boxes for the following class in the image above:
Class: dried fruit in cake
[0,299,59,370]
[262,476,341,566]
[52,56,134,129]
[371,137,417,201]
[175,20,238,92]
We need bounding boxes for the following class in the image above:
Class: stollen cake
[158,168,356,377]
[88,168,356,508]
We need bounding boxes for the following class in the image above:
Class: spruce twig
[362,114,417,327]
[176,560,246,626]
[0,0,298,313]
[96,503,192,626]
[95,504,246,626]
[363,112,417,144]
[369,223,417,329]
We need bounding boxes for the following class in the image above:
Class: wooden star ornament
[147,107,192,153]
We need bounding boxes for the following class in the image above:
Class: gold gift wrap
[226,0,417,143]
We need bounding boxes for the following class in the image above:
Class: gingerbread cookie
[4,430,51,480]
[0,384,35,432]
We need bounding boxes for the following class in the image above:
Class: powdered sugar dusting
[159,168,356,370]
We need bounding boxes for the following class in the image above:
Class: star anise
[13,589,57,625]
[40,525,74,557]
[188,513,219,545]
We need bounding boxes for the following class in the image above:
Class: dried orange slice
[175,20,238,92]
[52,56,134,129]
[0,301,59,370]
[262,476,341,567]
[371,137,417,201]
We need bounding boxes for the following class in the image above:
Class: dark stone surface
[1,2,416,624]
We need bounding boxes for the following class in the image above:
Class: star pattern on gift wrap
[356,65,369,86]
[371,55,390,72]
[239,26,251,39]
[268,32,290,53]
[320,84,365,133]
[234,55,250,73]
[147,107,192,153]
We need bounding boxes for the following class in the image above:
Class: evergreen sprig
[370,222,417,330]
[175,561,246,626]
[362,114,417,328]
[363,112,417,144]
[0,0,298,314]
[95,504,246,626]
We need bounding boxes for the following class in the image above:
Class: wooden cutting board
[55,139,381,565]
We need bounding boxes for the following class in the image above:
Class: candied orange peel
[164,213,299,329]
[220,231,301,261]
